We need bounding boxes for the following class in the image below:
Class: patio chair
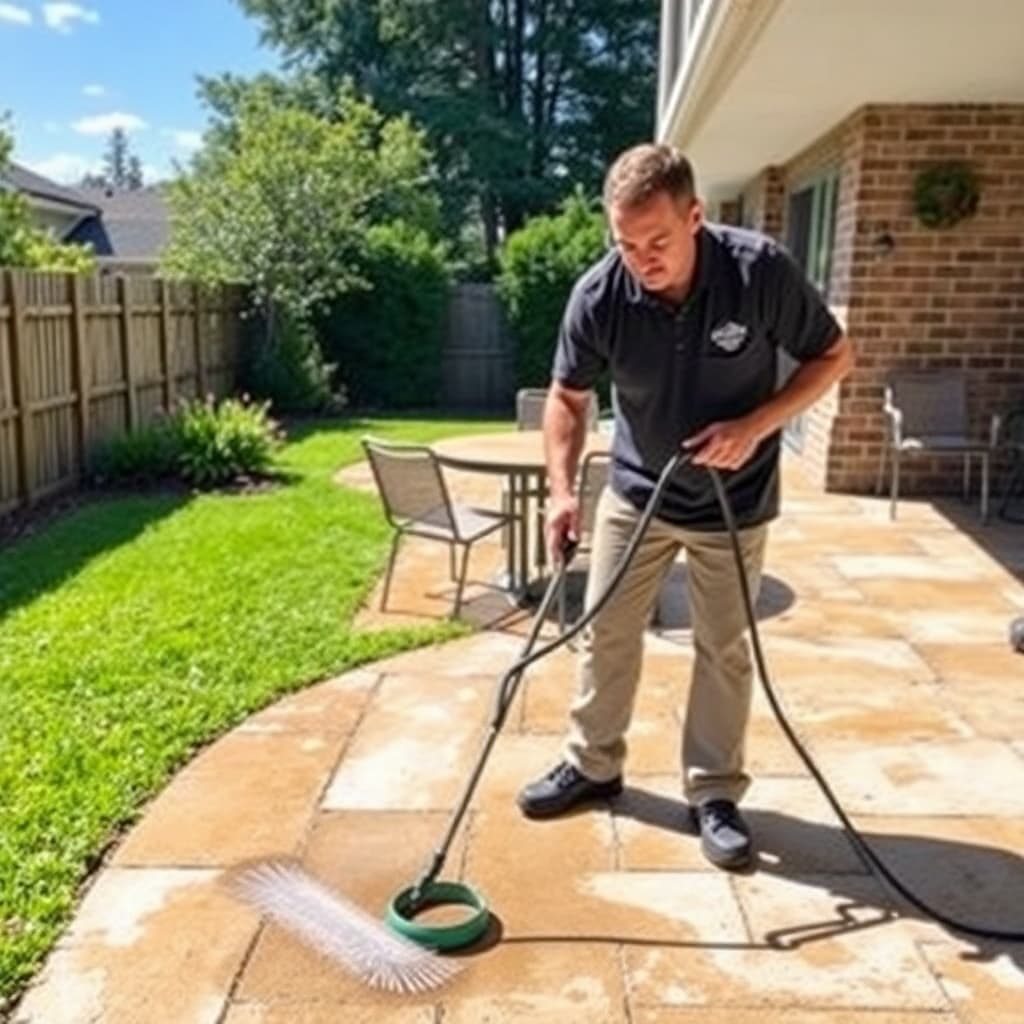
[558,450,612,640]
[361,436,514,618]
[875,370,995,522]
[512,388,600,577]
[516,387,600,430]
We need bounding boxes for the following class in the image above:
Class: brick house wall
[723,103,1024,494]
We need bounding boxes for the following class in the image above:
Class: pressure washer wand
[410,547,574,899]
[409,450,694,901]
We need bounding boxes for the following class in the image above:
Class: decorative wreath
[912,162,980,229]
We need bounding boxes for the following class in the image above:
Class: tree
[162,88,440,326]
[127,155,144,190]
[0,118,95,271]
[497,188,605,387]
[104,127,130,187]
[81,128,145,190]
[209,0,656,267]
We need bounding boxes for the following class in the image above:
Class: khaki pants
[564,487,768,805]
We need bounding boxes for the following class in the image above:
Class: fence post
[194,282,208,398]
[69,272,91,478]
[118,275,138,430]
[5,269,34,504]
[159,278,176,412]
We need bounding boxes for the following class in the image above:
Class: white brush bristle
[232,862,460,993]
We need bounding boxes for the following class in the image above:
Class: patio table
[432,429,610,600]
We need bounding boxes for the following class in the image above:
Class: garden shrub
[319,222,450,409]
[497,189,606,389]
[90,394,284,489]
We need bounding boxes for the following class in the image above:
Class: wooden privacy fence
[0,268,247,517]
[441,283,516,410]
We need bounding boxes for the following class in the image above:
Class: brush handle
[409,449,695,903]
[411,548,574,899]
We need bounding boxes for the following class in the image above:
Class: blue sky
[0,1,280,184]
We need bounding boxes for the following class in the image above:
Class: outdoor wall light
[872,231,895,258]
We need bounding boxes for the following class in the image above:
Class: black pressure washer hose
[413,448,1022,944]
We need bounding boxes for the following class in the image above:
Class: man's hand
[684,416,765,470]
[545,494,580,564]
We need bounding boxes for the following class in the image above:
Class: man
[517,143,854,870]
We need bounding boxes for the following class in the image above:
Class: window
[780,170,839,451]
[788,171,839,296]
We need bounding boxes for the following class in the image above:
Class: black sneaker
[690,799,752,869]
[517,761,623,819]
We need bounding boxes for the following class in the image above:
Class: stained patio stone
[754,674,973,744]
[321,670,493,811]
[897,607,1024,645]
[13,869,256,1024]
[223,1004,435,1024]
[804,739,1024,816]
[624,872,947,1010]
[633,1009,957,1023]
[920,644,1024,739]
[748,632,936,684]
[918,939,1024,1023]
[831,553,1000,581]
[838,815,1024,943]
[852,578,1019,612]
[236,668,380,736]
[439,943,627,1023]
[760,596,905,638]
[613,775,869,876]
[113,727,354,866]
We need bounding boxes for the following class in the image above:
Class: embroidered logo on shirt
[709,320,749,354]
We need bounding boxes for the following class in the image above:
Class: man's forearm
[543,389,588,501]
[750,335,854,439]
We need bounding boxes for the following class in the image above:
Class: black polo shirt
[552,222,842,530]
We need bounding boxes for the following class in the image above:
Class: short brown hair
[603,144,696,210]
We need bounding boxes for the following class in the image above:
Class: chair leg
[1001,453,1023,518]
[981,454,990,523]
[452,544,471,619]
[381,532,402,610]
[889,450,900,520]
[963,453,971,502]
[875,439,888,497]
[449,544,457,581]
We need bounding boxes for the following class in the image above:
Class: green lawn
[0,414,505,1009]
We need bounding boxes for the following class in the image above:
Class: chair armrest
[990,412,1003,449]
[882,403,903,445]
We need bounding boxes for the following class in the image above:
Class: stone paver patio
[12,454,1024,1023]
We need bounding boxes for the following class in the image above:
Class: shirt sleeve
[761,244,843,361]
[551,280,609,390]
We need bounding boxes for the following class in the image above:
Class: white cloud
[82,83,106,98]
[25,152,101,184]
[72,112,147,136]
[0,3,32,25]
[43,3,99,33]
[164,129,202,152]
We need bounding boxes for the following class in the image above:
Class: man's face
[609,190,703,300]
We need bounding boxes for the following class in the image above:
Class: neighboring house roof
[1,161,100,215]
[2,162,168,263]
[68,186,169,262]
